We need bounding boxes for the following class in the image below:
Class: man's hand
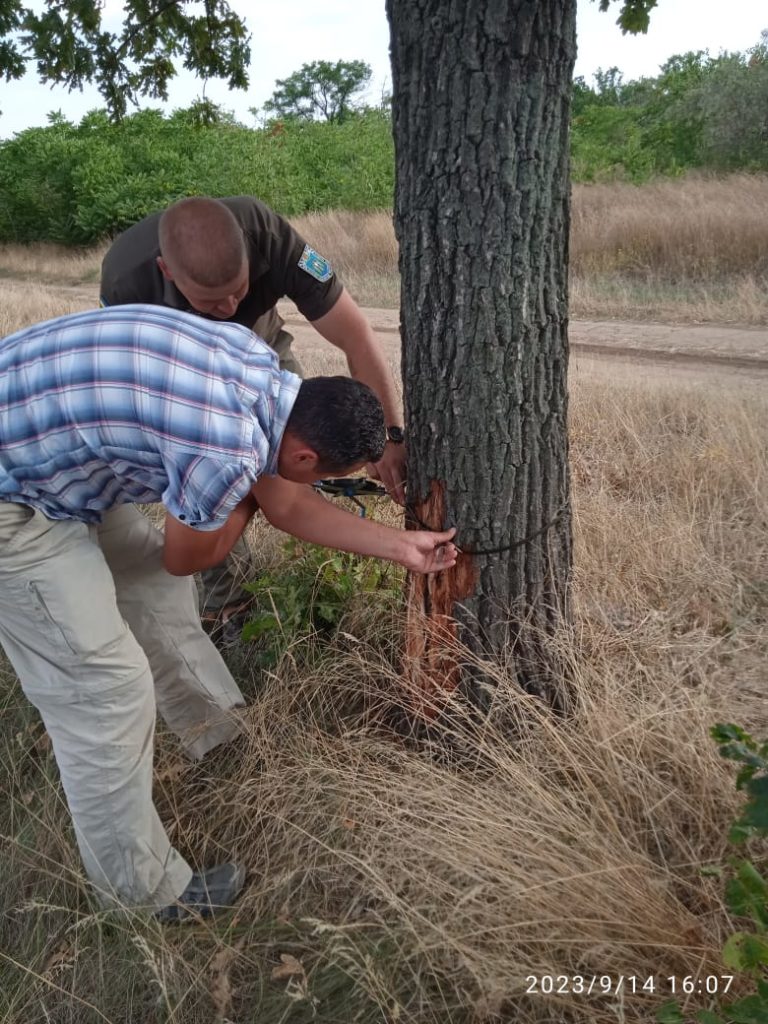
[396,528,458,573]
[367,441,407,505]
[253,475,458,574]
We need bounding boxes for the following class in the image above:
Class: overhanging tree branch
[0,0,250,120]
[116,0,186,57]
[596,0,659,34]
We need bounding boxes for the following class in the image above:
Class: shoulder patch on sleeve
[298,244,334,283]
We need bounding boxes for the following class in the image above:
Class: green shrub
[0,107,395,244]
[241,538,400,669]
[1,35,766,244]
[656,725,768,1024]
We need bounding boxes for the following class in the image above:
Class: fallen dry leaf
[271,953,306,982]
[210,937,245,1022]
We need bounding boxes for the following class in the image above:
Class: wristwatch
[386,426,405,444]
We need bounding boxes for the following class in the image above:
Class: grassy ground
[1,368,767,1020]
[1,178,767,1022]
[0,173,765,323]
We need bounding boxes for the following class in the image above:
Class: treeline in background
[0,35,766,245]
[571,35,768,179]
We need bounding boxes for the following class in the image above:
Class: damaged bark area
[404,480,477,719]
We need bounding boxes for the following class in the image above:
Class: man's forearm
[261,484,407,563]
[253,475,458,574]
[344,335,403,426]
[163,491,260,575]
[212,491,260,563]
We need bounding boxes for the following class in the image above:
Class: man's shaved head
[158,197,247,289]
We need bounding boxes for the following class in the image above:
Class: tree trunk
[386,0,576,711]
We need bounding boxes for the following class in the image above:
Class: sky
[1,0,765,138]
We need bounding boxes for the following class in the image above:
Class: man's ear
[156,256,173,282]
[277,431,321,479]
[287,446,320,470]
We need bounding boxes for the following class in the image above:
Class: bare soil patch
[281,302,768,392]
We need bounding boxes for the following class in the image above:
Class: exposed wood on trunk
[404,480,477,718]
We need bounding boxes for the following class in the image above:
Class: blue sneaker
[155,862,246,922]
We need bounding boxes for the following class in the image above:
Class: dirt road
[49,285,768,392]
[280,304,768,394]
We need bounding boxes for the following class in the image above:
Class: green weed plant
[657,725,768,1024]
[241,538,400,668]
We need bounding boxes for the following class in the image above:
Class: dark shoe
[202,599,254,652]
[198,730,254,772]
[155,862,246,922]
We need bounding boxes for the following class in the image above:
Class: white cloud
[0,1,764,136]
[575,0,765,82]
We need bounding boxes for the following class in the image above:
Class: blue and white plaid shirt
[0,305,300,530]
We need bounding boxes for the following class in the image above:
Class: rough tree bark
[386,0,576,710]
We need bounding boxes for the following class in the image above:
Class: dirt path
[284,304,768,364]
[49,283,768,391]
[279,303,768,394]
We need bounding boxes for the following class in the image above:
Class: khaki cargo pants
[0,502,245,909]
[199,306,303,617]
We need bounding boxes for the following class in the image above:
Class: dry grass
[571,174,768,279]
[1,264,767,1019]
[570,174,768,324]
[570,272,768,325]
[0,241,106,285]
[0,173,765,321]
[0,280,98,336]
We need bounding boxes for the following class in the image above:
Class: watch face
[387,426,404,444]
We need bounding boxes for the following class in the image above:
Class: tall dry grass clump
[2,369,766,1022]
[0,280,96,336]
[0,173,766,321]
[571,174,768,279]
[570,174,768,323]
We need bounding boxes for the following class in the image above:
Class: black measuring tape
[314,478,567,556]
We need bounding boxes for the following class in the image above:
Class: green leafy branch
[657,725,768,1024]
[596,0,660,35]
[0,0,250,120]
[241,539,400,668]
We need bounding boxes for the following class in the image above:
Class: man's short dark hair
[286,377,386,473]
[158,197,246,287]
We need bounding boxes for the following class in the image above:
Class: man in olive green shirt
[101,196,406,639]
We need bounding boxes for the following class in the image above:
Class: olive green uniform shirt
[100,196,343,327]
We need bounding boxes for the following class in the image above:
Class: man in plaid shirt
[0,305,456,920]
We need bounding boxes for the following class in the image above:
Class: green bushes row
[572,40,768,181]
[0,35,766,244]
[0,107,395,244]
